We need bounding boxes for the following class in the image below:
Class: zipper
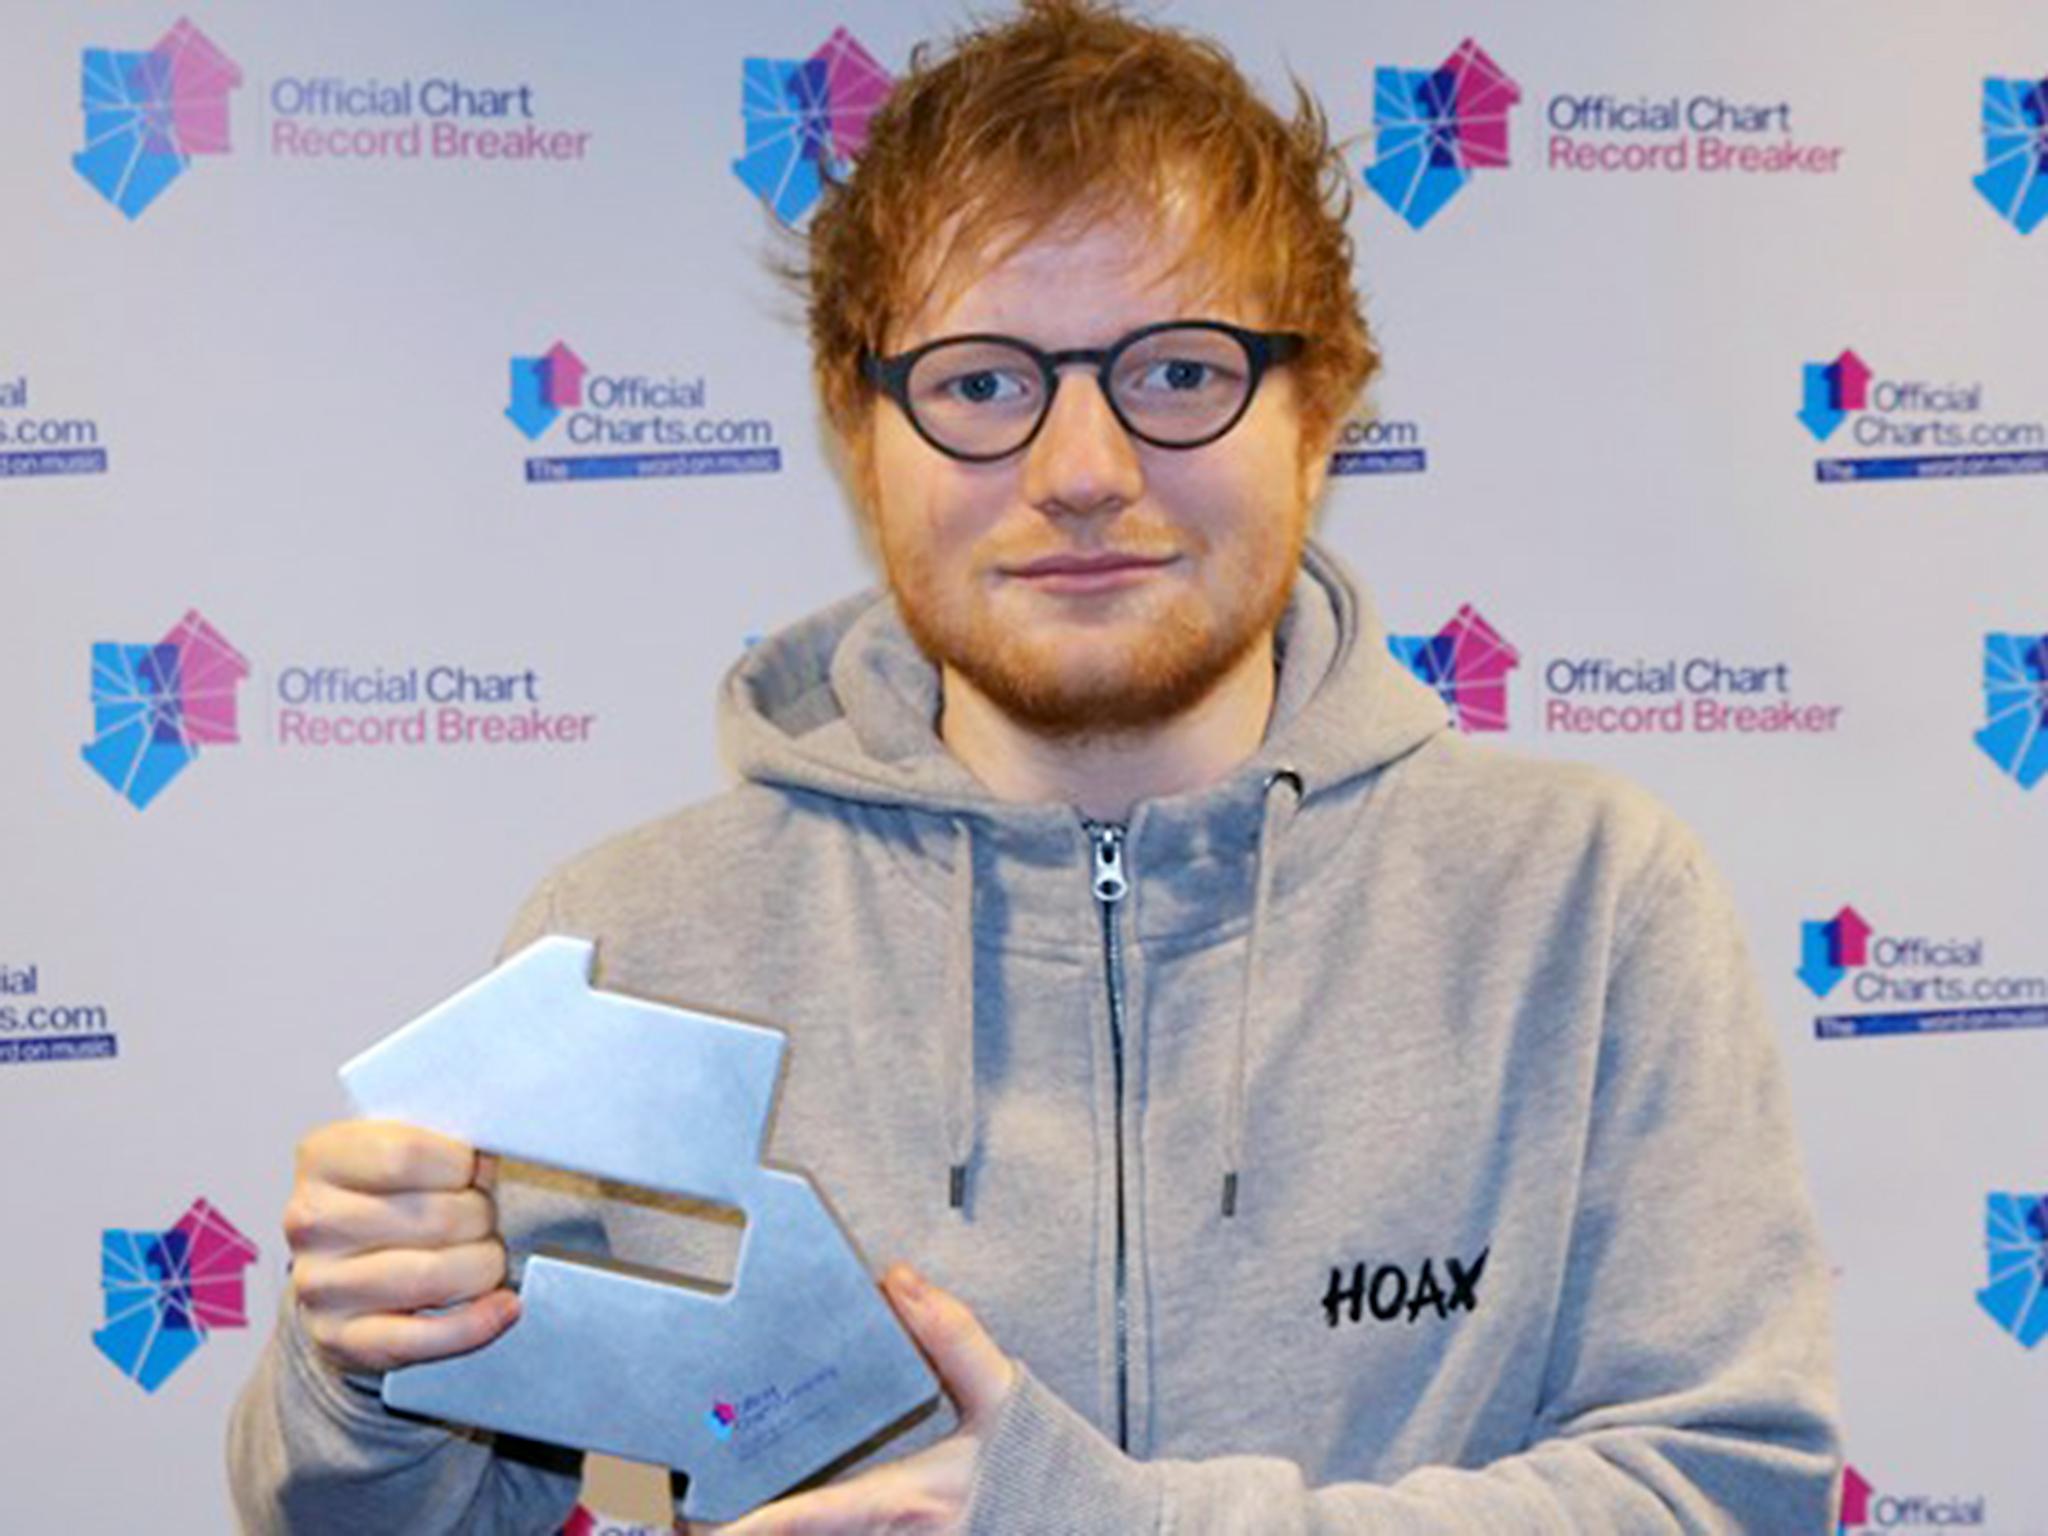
[1086,820,1132,1453]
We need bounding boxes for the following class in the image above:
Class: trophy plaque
[340,935,939,1523]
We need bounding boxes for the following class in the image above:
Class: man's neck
[938,636,1278,822]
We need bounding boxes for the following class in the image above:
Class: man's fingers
[296,1120,481,1195]
[308,1289,521,1376]
[883,1265,1017,1426]
[719,1437,976,1535]
[283,1184,496,1258]
[293,1238,508,1318]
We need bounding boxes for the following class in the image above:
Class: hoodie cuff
[278,1294,453,1445]
[965,1366,1162,1536]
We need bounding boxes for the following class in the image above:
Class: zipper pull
[1089,824,1129,905]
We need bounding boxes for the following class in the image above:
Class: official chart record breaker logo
[1800,347,2048,483]
[1974,633,2048,790]
[1544,88,1844,178]
[1975,74,2048,235]
[81,609,248,811]
[732,28,891,225]
[1838,1464,1989,1534]
[1365,40,1518,230]
[92,1197,257,1393]
[505,340,782,482]
[1801,904,2048,1042]
[1329,414,1428,476]
[266,75,591,166]
[0,962,118,1068]
[0,373,109,479]
[1978,1192,2048,1351]
[1388,606,1518,731]
[274,660,598,749]
[1541,654,1845,738]
[73,17,240,220]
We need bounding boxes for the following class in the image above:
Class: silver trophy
[340,935,939,1523]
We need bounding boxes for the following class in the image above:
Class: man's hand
[284,1119,519,1376]
[711,1265,1017,1535]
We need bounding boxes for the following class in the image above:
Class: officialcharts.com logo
[1800,347,2048,483]
[80,609,248,810]
[1974,632,2048,790]
[1388,605,1519,731]
[504,340,782,483]
[73,17,241,219]
[1974,73,2048,235]
[92,1197,258,1392]
[1976,1192,2047,1350]
[1802,903,2048,1042]
[1364,39,1519,230]
[732,27,891,225]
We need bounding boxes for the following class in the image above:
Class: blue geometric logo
[732,28,892,225]
[72,18,241,220]
[92,1197,258,1393]
[1974,632,2048,790]
[1974,75,2048,235]
[1976,1192,2048,1349]
[81,610,248,811]
[1363,40,1519,231]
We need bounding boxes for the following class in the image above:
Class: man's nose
[1020,370,1144,518]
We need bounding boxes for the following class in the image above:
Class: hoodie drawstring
[1223,770,1302,1218]
[946,817,978,1211]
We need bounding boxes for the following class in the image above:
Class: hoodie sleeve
[225,879,589,1535]
[963,848,1843,1535]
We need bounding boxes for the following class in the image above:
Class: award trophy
[340,935,939,1523]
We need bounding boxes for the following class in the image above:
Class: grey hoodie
[228,542,1842,1533]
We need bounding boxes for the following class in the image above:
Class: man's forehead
[894,200,1251,346]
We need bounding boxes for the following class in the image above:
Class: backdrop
[3,2,2043,1530]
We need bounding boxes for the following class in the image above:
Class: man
[230,2,1842,1530]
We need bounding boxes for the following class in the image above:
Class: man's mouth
[1004,551,1180,593]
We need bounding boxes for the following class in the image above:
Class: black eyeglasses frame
[860,319,1308,464]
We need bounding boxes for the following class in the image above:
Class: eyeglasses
[861,320,1307,463]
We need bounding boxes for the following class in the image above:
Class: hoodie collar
[720,538,1448,826]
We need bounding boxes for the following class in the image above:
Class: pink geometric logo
[1389,605,1520,731]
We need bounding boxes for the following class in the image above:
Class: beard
[881,517,1303,742]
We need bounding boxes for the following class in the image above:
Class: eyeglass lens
[904,326,1257,458]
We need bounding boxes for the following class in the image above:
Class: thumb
[883,1264,1016,1426]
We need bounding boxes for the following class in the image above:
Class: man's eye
[1130,358,1237,393]
[940,369,1033,405]
[1156,359,1211,391]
